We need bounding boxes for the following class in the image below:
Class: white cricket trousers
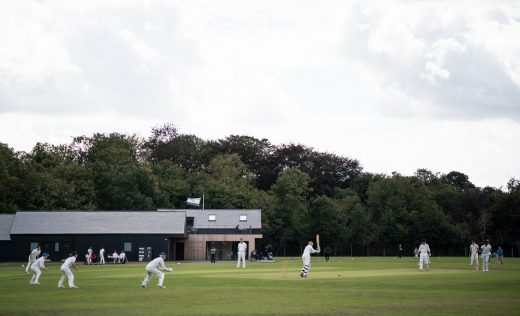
[142,268,164,287]
[419,253,429,271]
[300,255,311,277]
[100,254,105,264]
[58,267,75,288]
[237,252,246,268]
[30,266,41,284]
[470,253,479,266]
[482,254,490,271]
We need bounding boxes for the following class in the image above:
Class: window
[208,214,216,221]
[239,215,247,222]
[30,242,38,251]
[124,242,132,252]
[54,242,60,252]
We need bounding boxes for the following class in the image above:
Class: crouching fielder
[418,240,431,272]
[30,252,49,285]
[141,252,172,289]
[58,251,78,288]
[300,241,320,277]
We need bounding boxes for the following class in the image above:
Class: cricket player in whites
[418,239,431,272]
[25,245,41,273]
[299,235,321,277]
[236,238,247,268]
[469,241,479,270]
[99,247,105,264]
[30,252,49,285]
[141,252,172,289]
[480,240,492,272]
[58,251,79,288]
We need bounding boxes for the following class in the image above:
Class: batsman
[299,234,321,278]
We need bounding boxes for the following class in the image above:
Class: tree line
[1,124,519,256]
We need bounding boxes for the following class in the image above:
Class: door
[175,242,184,261]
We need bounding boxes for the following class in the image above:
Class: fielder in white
[99,247,105,264]
[86,246,93,265]
[480,240,492,272]
[141,252,172,289]
[299,241,320,277]
[58,251,79,288]
[418,240,431,272]
[469,241,479,270]
[25,246,41,273]
[119,251,127,263]
[236,238,248,268]
[30,252,49,285]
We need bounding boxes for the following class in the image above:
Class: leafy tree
[144,124,206,172]
[21,143,96,210]
[335,188,371,254]
[83,133,154,210]
[196,154,264,209]
[213,135,277,191]
[269,168,311,255]
[309,195,348,253]
[367,175,454,252]
[150,161,190,208]
[273,144,362,196]
[0,144,24,212]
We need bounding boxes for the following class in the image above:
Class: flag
[187,197,201,207]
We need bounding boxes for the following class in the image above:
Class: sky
[1,0,519,189]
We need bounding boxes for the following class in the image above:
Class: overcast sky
[1,0,519,188]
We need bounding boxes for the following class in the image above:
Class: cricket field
[0,257,519,315]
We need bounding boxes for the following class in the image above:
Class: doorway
[174,242,184,261]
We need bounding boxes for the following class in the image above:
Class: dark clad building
[0,209,262,262]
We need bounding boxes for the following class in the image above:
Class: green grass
[0,257,519,316]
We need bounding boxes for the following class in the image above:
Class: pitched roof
[10,211,186,235]
[158,209,262,229]
[0,214,15,240]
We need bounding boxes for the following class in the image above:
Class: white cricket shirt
[302,245,319,257]
[238,242,247,253]
[146,257,166,271]
[61,256,76,270]
[32,257,46,269]
[481,244,492,255]
[418,244,430,255]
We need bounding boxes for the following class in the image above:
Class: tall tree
[269,168,311,255]
[21,143,96,210]
[83,133,154,210]
[0,144,24,212]
[197,154,265,209]
[215,135,277,191]
[273,144,361,196]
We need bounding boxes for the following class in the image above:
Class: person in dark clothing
[210,245,217,263]
[323,246,332,262]
[398,243,403,259]
[266,244,274,261]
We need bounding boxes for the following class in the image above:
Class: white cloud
[0,0,519,188]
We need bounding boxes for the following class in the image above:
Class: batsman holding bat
[299,234,321,278]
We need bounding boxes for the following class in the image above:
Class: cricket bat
[316,234,320,249]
